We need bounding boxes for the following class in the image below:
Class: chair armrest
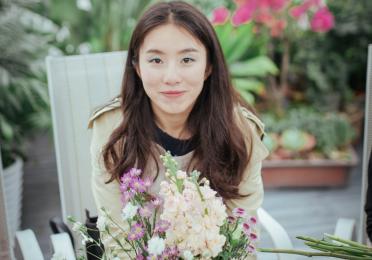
[334,218,355,240]
[15,229,44,260]
[258,208,296,260]
[50,232,76,260]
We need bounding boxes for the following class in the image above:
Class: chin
[160,104,193,116]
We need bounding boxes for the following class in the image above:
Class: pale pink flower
[211,6,230,25]
[310,7,334,32]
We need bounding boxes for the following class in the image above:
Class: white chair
[45,51,355,259]
[15,229,44,260]
[50,233,76,260]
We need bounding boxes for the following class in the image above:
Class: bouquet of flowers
[68,152,258,259]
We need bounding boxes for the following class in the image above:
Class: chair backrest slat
[46,51,126,221]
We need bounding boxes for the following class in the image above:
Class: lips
[160,90,185,97]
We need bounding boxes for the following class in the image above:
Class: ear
[204,65,212,80]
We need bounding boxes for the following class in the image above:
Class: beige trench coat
[88,98,269,259]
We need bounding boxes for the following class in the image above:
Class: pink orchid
[310,6,334,32]
[211,6,230,25]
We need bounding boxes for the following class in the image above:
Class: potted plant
[261,107,358,188]
[0,0,54,245]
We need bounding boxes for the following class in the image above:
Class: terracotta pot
[262,148,358,188]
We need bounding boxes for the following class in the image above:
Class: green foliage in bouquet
[260,233,372,260]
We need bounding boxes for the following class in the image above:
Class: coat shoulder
[88,97,121,129]
[238,106,266,139]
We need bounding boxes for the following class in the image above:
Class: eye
[182,57,195,64]
[149,58,162,64]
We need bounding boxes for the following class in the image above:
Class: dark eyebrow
[145,48,199,54]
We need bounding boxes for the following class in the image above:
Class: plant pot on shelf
[2,157,24,247]
[261,147,358,188]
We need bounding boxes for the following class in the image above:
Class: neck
[152,108,191,140]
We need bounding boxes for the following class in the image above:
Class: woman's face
[137,23,210,119]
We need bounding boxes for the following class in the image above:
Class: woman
[88,1,268,258]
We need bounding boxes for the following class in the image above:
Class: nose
[163,63,181,86]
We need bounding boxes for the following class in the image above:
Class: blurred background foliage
[1,0,372,167]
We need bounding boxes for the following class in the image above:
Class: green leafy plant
[0,0,53,167]
[32,0,155,54]
[262,107,355,160]
[211,6,278,104]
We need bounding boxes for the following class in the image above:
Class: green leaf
[230,56,278,77]
[233,78,263,93]
[0,116,14,141]
[237,90,255,105]
[225,23,254,64]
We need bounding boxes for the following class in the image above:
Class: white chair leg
[15,229,44,260]
[50,232,76,260]
[258,208,296,260]
[334,218,355,240]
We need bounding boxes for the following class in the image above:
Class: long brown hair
[103,1,254,199]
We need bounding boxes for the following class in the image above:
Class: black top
[154,124,197,156]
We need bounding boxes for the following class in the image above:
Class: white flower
[72,221,83,232]
[147,236,165,256]
[81,234,94,245]
[183,250,194,260]
[176,170,187,179]
[121,202,139,220]
[96,215,107,231]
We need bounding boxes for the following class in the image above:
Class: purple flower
[139,203,154,218]
[127,222,144,241]
[250,232,258,241]
[120,190,135,204]
[163,245,179,258]
[248,216,257,225]
[154,220,171,234]
[136,255,145,260]
[227,216,236,224]
[146,255,157,260]
[128,168,142,177]
[242,222,251,235]
[130,178,147,193]
[120,174,133,186]
[143,177,152,188]
[246,244,256,254]
[232,207,246,218]
[151,196,163,208]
